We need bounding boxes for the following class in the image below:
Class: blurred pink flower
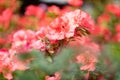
[25,5,44,19]
[97,13,110,24]
[80,62,96,71]
[0,8,13,29]
[106,4,120,18]
[48,5,61,15]
[0,37,6,44]
[0,49,27,80]
[12,30,35,53]
[92,25,111,41]
[112,32,120,42]
[113,24,120,42]
[76,51,98,71]
[68,36,90,48]
[115,24,120,33]
[68,0,83,7]
[76,42,100,71]
[45,72,61,80]
[61,6,74,14]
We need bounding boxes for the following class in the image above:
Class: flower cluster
[0,0,98,79]
[10,9,95,55]
[92,4,120,42]
[1,0,120,80]
[0,49,27,80]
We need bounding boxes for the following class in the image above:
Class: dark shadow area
[19,0,67,14]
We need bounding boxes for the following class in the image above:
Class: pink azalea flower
[0,49,27,80]
[48,5,61,15]
[115,24,120,33]
[46,10,94,40]
[46,17,67,40]
[0,8,13,29]
[75,42,100,71]
[80,62,96,71]
[97,13,110,24]
[0,37,6,44]
[30,40,45,51]
[68,0,83,7]
[112,32,120,42]
[45,72,61,80]
[112,24,120,42]
[12,29,47,52]
[92,25,111,41]
[12,30,35,53]
[76,51,98,71]
[25,5,44,19]
[102,28,111,41]
[61,6,74,14]
[68,36,90,48]
[36,27,47,39]
[106,4,120,18]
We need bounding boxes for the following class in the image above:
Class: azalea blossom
[106,4,120,18]
[115,24,120,33]
[68,0,83,7]
[76,42,100,71]
[46,9,94,40]
[112,32,120,42]
[0,49,27,80]
[0,8,13,29]
[25,5,44,19]
[45,72,61,80]
[48,5,61,15]
[11,30,36,53]
[97,13,110,24]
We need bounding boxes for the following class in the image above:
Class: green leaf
[29,48,74,74]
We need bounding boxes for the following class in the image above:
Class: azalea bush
[0,0,120,80]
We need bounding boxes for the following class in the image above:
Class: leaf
[13,70,40,80]
[29,48,75,74]
[100,42,120,71]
